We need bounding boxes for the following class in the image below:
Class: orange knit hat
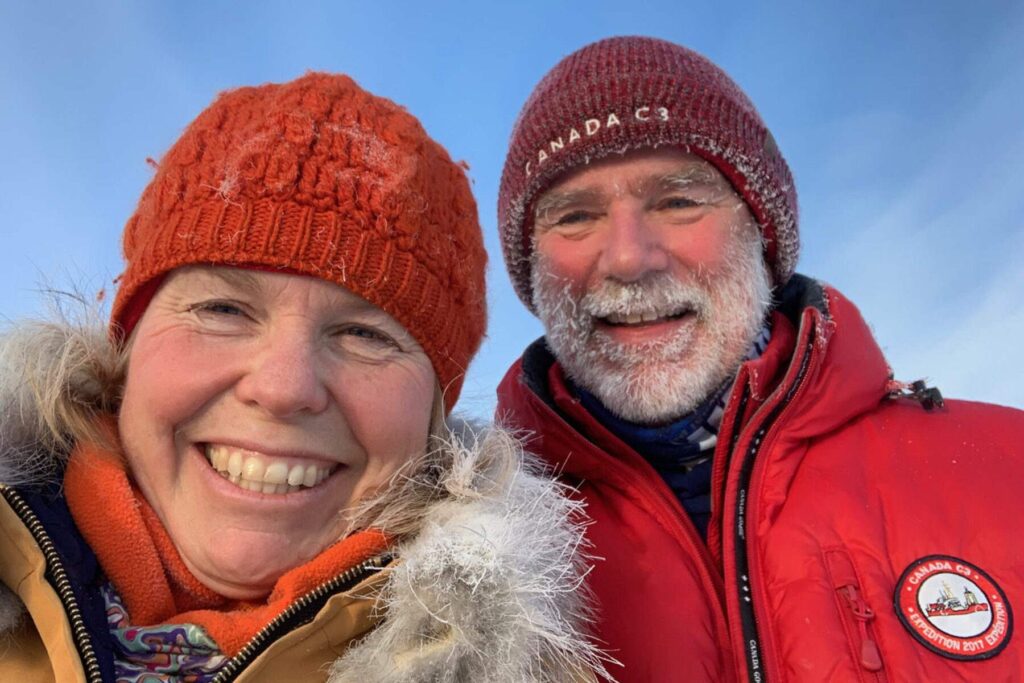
[111,73,486,410]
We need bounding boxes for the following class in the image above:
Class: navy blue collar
[574,379,729,468]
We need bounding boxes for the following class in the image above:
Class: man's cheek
[534,255,590,297]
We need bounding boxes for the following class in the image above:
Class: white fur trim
[0,585,23,635]
[330,428,610,681]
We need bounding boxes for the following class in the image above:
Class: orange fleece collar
[64,436,390,657]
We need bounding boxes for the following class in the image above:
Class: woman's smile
[203,443,339,495]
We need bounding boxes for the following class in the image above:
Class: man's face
[530,148,772,424]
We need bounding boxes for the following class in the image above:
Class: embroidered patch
[895,555,1012,660]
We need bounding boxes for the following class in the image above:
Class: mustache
[580,273,711,320]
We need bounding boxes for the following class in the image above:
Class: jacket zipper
[839,587,885,676]
[210,552,392,683]
[708,379,751,568]
[0,486,104,683]
[825,549,886,681]
[730,333,816,683]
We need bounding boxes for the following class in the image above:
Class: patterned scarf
[103,582,226,683]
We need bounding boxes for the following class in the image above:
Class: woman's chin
[180,534,321,600]
[153,443,353,599]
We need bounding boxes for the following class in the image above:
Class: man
[495,36,1024,681]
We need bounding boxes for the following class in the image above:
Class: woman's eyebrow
[342,298,391,316]
[206,267,263,293]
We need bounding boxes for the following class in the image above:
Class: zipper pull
[839,585,883,671]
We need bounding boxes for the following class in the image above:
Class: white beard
[531,228,773,425]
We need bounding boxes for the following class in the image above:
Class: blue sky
[2,1,1022,415]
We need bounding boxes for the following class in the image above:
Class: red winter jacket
[496,276,1024,682]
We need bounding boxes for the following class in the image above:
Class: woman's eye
[337,325,398,348]
[189,300,248,317]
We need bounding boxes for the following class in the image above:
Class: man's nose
[234,329,331,418]
[597,204,669,282]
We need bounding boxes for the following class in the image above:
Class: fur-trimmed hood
[0,317,610,682]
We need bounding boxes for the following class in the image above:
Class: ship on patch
[926,581,990,618]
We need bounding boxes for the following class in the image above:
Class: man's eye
[659,196,702,210]
[553,210,595,226]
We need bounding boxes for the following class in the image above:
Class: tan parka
[0,493,385,682]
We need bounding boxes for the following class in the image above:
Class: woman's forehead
[150,265,428,354]
[162,266,382,314]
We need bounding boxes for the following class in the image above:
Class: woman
[0,73,604,682]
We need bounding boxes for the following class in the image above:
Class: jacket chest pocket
[823,548,888,682]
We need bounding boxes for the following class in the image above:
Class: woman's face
[118,266,436,599]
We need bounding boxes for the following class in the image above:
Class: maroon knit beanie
[112,72,486,411]
[497,36,798,312]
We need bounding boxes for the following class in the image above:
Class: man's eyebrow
[648,166,722,193]
[534,187,605,220]
[534,164,728,221]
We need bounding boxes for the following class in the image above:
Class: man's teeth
[205,445,334,494]
[604,309,686,325]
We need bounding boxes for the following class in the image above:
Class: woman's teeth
[204,444,335,494]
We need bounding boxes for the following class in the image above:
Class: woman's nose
[233,330,331,418]
[597,204,670,283]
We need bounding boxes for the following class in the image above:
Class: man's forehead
[538,148,730,203]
